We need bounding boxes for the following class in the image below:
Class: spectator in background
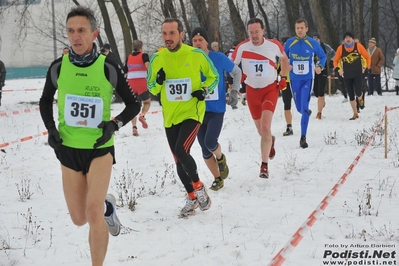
[227,41,239,60]
[124,40,151,136]
[211,41,219,52]
[393,48,399,95]
[367,37,385,95]
[312,33,335,119]
[0,59,5,106]
[62,46,70,55]
[101,43,122,67]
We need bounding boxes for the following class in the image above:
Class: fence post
[384,106,388,159]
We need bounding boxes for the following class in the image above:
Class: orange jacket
[333,42,371,69]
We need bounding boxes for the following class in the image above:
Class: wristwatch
[281,76,287,79]
[113,119,123,130]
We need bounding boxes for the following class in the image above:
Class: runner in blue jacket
[191,27,242,190]
[284,18,326,148]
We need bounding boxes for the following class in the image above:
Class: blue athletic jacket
[284,36,327,80]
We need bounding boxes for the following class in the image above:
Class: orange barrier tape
[268,106,399,266]
[0,131,48,149]
[2,88,43,92]
[1,109,162,149]
[0,106,40,117]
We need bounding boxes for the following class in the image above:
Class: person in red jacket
[124,40,151,136]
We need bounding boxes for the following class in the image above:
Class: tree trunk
[355,0,365,41]
[121,0,138,41]
[110,0,132,62]
[311,0,339,48]
[370,0,379,42]
[283,0,300,35]
[299,0,316,33]
[255,0,271,39]
[207,0,220,42]
[389,0,399,48]
[97,0,119,57]
[191,0,208,29]
[247,0,255,19]
[226,0,246,42]
[166,0,177,18]
[179,0,192,37]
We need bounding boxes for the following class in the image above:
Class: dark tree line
[2,0,399,70]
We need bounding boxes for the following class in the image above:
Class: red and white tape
[2,88,43,92]
[0,106,40,117]
[0,109,162,149]
[268,106,399,266]
[0,131,48,149]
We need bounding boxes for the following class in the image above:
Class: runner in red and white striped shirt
[232,18,289,179]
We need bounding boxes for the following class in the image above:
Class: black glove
[94,121,118,149]
[191,89,206,101]
[156,68,166,85]
[48,127,63,151]
[364,68,371,75]
[227,90,238,106]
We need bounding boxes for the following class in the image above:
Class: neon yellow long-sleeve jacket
[147,44,219,127]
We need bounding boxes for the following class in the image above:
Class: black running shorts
[55,146,115,175]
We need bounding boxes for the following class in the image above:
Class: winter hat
[103,43,111,50]
[368,37,376,44]
[191,27,209,43]
[312,33,321,39]
[343,31,354,39]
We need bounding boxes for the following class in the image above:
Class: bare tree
[108,0,132,61]
[283,0,300,35]
[370,0,379,42]
[190,0,208,29]
[254,0,272,39]
[311,0,339,48]
[97,0,119,60]
[121,0,138,41]
[207,0,220,42]
[227,0,246,42]
[179,0,192,37]
[247,0,256,18]
[161,0,177,18]
[299,0,316,32]
[389,0,399,48]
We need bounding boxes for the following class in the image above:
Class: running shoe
[104,194,121,236]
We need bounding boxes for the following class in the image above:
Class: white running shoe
[195,185,212,211]
[180,197,199,217]
[104,194,121,236]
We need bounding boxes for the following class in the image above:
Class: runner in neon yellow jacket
[147,18,219,217]
[147,42,218,128]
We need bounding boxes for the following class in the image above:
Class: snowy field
[0,78,398,266]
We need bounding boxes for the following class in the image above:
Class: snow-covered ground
[1,78,398,266]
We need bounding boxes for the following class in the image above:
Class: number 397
[169,83,187,95]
